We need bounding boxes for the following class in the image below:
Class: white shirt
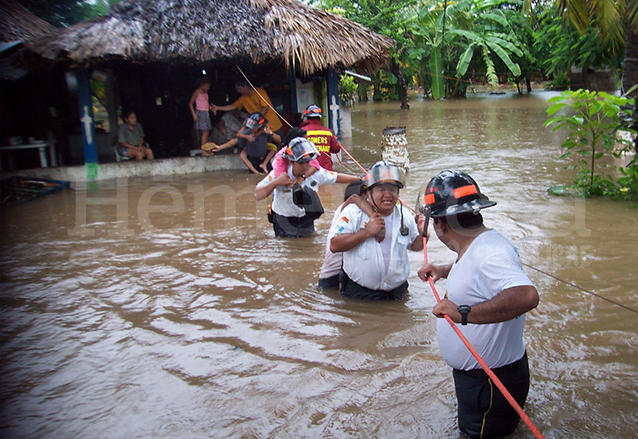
[319,204,346,280]
[256,166,338,218]
[332,203,419,291]
[438,229,535,371]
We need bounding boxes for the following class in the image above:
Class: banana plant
[447,0,526,87]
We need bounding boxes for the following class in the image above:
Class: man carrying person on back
[301,104,341,171]
[330,161,424,300]
[254,138,360,238]
[417,169,540,439]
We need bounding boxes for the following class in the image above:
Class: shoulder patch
[340,216,349,223]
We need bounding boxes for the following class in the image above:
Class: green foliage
[338,75,358,105]
[410,0,529,97]
[533,11,622,81]
[312,0,416,102]
[545,71,571,91]
[544,89,638,200]
[23,0,120,27]
[430,46,445,99]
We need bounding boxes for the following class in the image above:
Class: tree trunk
[390,57,410,109]
[526,72,532,93]
[623,25,638,160]
[623,26,638,97]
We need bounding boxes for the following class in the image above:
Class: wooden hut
[29,0,393,166]
[0,0,67,171]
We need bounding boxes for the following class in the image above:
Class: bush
[544,89,638,201]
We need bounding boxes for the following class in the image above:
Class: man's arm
[409,214,425,251]
[335,173,361,184]
[417,263,453,283]
[432,285,539,324]
[255,172,292,200]
[330,213,384,253]
[214,103,240,112]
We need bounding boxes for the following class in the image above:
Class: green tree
[526,0,638,155]
[22,0,119,27]
[312,0,416,108]
[410,0,529,98]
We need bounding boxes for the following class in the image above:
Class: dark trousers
[339,269,407,300]
[318,274,340,289]
[271,212,315,238]
[453,352,530,439]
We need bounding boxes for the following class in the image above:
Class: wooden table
[0,141,57,171]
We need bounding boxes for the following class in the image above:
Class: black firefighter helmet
[419,169,496,219]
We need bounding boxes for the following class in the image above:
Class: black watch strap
[457,305,471,325]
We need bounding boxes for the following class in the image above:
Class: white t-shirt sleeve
[479,247,534,298]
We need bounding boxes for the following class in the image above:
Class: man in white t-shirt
[331,161,424,300]
[254,138,360,237]
[417,169,539,439]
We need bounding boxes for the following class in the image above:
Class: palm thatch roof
[34,0,393,75]
[0,0,56,80]
[0,0,56,44]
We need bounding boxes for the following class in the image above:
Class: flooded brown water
[1,92,637,438]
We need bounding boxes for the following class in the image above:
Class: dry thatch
[0,0,56,80]
[35,0,393,74]
[0,0,56,44]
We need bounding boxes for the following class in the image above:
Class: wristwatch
[457,305,472,325]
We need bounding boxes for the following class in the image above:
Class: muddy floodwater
[1,92,638,439]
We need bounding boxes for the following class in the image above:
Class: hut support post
[327,68,341,140]
[288,69,298,115]
[75,69,98,179]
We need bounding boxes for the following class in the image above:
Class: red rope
[422,238,545,439]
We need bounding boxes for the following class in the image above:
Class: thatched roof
[0,0,56,80]
[34,0,393,75]
[0,0,56,44]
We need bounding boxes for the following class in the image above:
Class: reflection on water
[1,92,637,438]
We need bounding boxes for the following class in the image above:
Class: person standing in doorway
[189,77,215,147]
[417,169,539,439]
[213,78,284,144]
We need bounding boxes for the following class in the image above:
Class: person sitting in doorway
[117,110,154,161]
[202,108,248,156]
[236,112,280,174]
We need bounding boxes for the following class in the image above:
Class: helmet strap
[399,200,409,236]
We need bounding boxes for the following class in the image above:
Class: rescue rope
[522,263,638,315]
[422,238,546,439]
[235,67,635,317]
[235,65,294,129]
